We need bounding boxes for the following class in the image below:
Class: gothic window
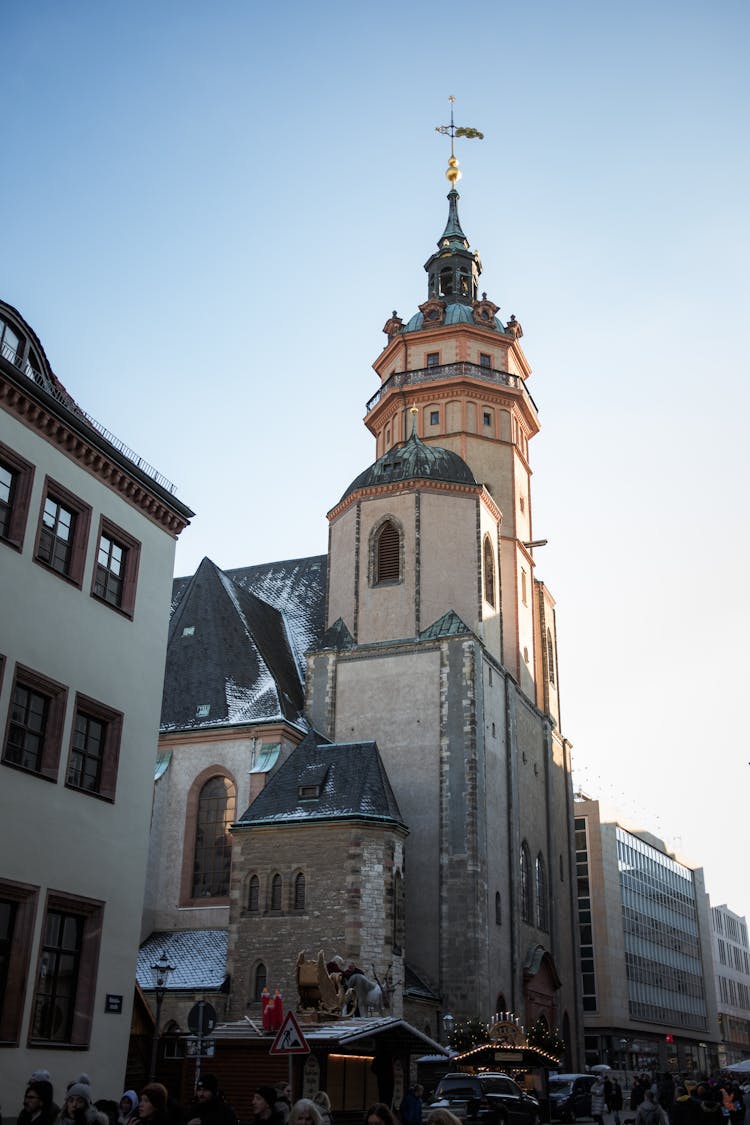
[483,536,495,607]
[270,873,282,912]
[293,872,305,911]
[248,875,259,912]
[439,268,453,297]
[495,892,502,926]
[536,854,548,931]
[192,776,236,898]
[373,520,401,585]
[547,628,556,685]
[253,962,267,1001]
[520,843,533,924]
[393,869,405,953]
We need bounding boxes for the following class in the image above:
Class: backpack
[642,1103,660,1125]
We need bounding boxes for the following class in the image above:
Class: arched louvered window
[520,842,533,924]
[547,628,556,685]
[375,520,400,584]
[483,536,495,607]
[270,873,282,911]
[536,854,548,930]
[293,872,305,911]
[253,962,267,1001]
[248,874,259,912]
[192,776,236,898]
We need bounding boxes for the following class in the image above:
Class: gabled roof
[137,930,228,991]
[235,730,406,830]
[420,610,472,640]
[161,557,305,732]
[172,554,327,679]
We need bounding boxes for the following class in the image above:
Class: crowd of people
[590,1073,750,1125]
[9,1070,750,1125]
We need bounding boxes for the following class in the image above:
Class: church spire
[426,97,485,306]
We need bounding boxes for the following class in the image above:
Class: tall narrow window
[374,520,400,584]
[7,684,48,772]
[31,909,82,1041]
[495,892,502,926]
[293,872,306,911]
[520,843,533,924]
[94,534,125,607]
[248,875,259,912]
[192,776,236,898]
[253,962,267,1001]
[393,869,405,953]
[536,854,548,930]
[547,628,556,685]
[0,446,34,550]
[483,536,495,607]
[38,497,75,575]
[521,569,528,605]
[270,874,282,912]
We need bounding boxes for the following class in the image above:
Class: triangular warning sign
[269,1009,310,1055]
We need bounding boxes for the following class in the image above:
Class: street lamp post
[149,950,176,1081]
[442,1012,455,1046]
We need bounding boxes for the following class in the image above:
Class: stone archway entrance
[522,943,561,1029]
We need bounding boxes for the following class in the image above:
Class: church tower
[307,144,580,1051]
[368,156,555,715]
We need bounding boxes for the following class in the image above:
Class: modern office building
[573,796,719,1075]
[710,903,750,1066]
[0,299,192,1107]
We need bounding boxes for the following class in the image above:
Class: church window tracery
[293,871,305,911]
[253,961,267,1001]
[192,775,235,898]
[248,874,259,912]
[536,854,548,930]
[521,843,533,924]
[270,873,282,912]
[483,535,495,607]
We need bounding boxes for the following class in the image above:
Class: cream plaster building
[0,300,192,1109]
[709,903,750,1066]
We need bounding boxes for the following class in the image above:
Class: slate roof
[235,730,406,829]
[340,430,476,503]
[420,610,471,640]
[137,930,227,991]
[161,557,308,732]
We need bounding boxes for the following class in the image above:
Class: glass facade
[617,826,708,1030]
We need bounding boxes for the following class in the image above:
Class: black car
[432,1073,541,1125]
[548,1074,598,1122]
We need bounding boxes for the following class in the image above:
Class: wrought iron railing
[365,360,539,414]
[1,338,177,493]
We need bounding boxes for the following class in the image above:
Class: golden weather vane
[435,95,484,185]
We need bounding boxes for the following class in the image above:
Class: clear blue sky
[3,1,749,915]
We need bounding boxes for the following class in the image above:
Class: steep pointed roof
[438,188,469,250]
[235,730,406,830]
[340,428,476,503]
[161,557,305,732]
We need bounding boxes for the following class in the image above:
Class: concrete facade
[709,903,750,1066]
[574,797,720,1075]
[0,300,191,1109]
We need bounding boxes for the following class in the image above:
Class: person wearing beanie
[138,1085,168,1125]
[18,1082,58,1125]
[251,1089,284,1125]
[186,1076,237,1125]
[56,1084,109,1125]
[119,1095,139,1125]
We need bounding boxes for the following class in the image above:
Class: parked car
[548,1074,598,1122]
[432,1072,541,1125]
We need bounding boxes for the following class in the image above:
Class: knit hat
[256,1087,277,1111]
[68,1084,92,1106]
[140,1085,167,1113]
[197,1074,219,1095]
[27,1082,54,1107]
[30,1071,52,1084]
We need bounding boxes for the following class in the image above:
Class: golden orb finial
[446,153,461,186]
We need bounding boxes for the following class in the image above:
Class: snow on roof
[137,930,227,991]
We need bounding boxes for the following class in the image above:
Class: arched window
[483,536,495,607]
[192,776,236,898]
[393,869,406,952]
[270,873,282,912]
[374,520,400,584]
[440,267,453,296]
[547,628,555,685]
[248,874,259,912]
[520,843,533,924]
[253,962,267,1001]
[293,872,305,911]
[496,993,507,1016]
[495,891,502,926]
[536,854,548,930]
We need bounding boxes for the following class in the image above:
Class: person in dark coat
[186,1077,236,1125]
[18,1083,58,1125]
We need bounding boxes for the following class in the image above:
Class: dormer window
[195,704,210,718]
[299,784,320,800]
